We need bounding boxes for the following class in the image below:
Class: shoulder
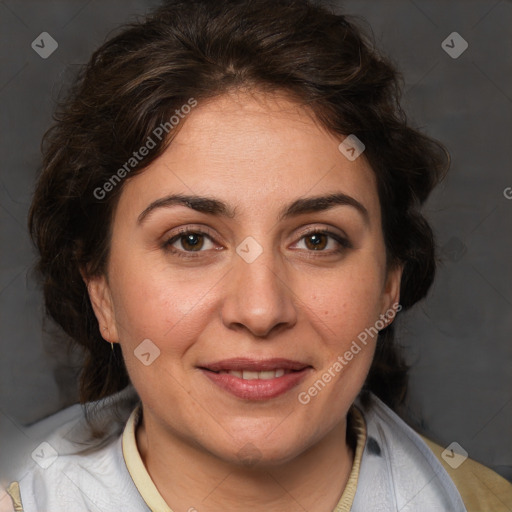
[5,387,147,512]
[421,435,512,512]
[354,393,467,511]
[15,436,122,512]
[7,411,134,512]
[354,393,511,512]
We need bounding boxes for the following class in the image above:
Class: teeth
[243,370,259,380]
[218,369,290,379]
[240,368,286,380]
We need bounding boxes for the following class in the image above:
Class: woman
[5,0,511,510]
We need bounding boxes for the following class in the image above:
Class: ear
[81,270,119,343]
[380,263,403,325]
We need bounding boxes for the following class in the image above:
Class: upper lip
[200,358,311,372]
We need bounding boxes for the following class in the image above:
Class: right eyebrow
[137,194,236,225]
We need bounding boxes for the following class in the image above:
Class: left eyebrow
[137,192,369,226]
[278,193,369,225]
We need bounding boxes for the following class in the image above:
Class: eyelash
[162,227,352,259]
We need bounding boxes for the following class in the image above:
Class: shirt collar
[122,403,367,512]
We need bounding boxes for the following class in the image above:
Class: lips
[199,358,312,400]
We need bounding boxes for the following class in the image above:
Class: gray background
[0,0,511,490]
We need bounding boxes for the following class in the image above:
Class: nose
[221,246,298,338]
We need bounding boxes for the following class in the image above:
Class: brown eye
[293,229,352,254]
[163,229,217,256]
[180,233,205,251]
[304,233,328,251]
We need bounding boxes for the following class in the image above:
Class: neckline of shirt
[121,403,367,512]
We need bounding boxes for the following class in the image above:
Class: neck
[135,410,356,512]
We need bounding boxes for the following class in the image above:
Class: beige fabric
[5,482,22,512]
[333,406,367,511]
[122,407,173,512]
[421,435,512,512]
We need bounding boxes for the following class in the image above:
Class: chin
[209,432,312,469]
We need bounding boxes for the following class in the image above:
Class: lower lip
[201,369,310,400]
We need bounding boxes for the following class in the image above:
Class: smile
[199,358,312,400]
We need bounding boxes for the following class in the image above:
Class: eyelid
[295,224,348,240]
[164,225,220,243]
[294,223,351,243]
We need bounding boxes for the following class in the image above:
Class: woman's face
[88,90,401,465]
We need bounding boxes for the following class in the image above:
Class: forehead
[116,90,380,223]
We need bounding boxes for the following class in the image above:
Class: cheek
[305,261,385,343]
[108,256,219,355]
[294,267,381,423]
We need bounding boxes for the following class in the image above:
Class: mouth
[214,368,292,379]
[198,358,312,400]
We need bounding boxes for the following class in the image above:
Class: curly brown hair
[28,0,448,412]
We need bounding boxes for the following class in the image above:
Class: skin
[86,89,402,512]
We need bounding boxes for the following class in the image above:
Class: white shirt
[5,389,468,511]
